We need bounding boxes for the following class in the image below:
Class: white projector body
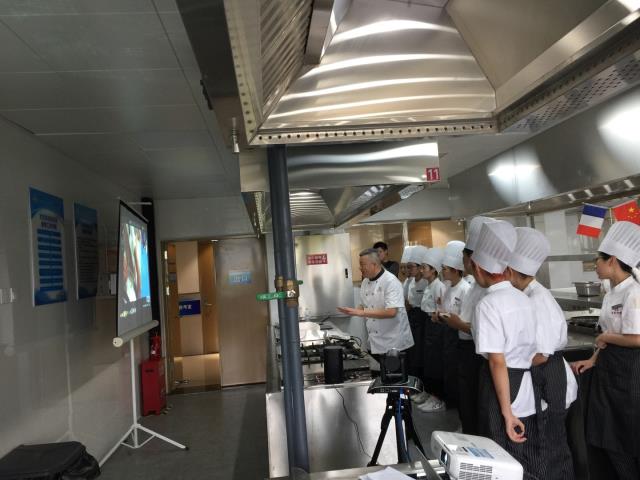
[430,431,523,480]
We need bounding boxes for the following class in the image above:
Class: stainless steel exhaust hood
[222,0,640,145]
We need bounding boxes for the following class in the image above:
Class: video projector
[431,431,523,480]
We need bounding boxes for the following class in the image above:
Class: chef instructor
[338,248,414,361]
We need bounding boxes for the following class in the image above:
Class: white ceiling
[0,0,240,199]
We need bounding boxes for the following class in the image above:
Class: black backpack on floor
[0,442,100,480]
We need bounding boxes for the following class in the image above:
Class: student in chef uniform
[417,248,448,412]
[405,246,429,381]
[400,245,416,302]
[440,216,494,434]
[507,227,578,480]
[571,221,640,480]
[437,240,471,409]
[471,220,546,480]
[338,248,414,361]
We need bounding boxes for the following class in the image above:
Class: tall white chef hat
[508,227,550,276]
[409,245,429,265]
[599,221,640,268]
[465,216,497,252]
[400,245,415,264]
[442,240,465,271]
[421,247,444,273]
[472,220,517,274]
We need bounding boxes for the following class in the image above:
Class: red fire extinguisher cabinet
[141,358,166,415]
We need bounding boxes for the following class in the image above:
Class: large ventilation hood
[240,139,438,233]
[222,0,640,145]
[448,84,640,218]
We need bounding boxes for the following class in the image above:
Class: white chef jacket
[403,277,412,301]
[360,270,415,354]
[458,282,485,341]
[408,277,428,308]
[524,280,578,409]
[474,281,538,417]
[600,276,640,334]
[442,278,471,316]
[420,277,447,313]
[464,274,475,286]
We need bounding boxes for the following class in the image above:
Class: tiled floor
[99,384,459,479]
[99,384,269,480]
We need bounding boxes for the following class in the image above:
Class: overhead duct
[449,84,640,218]
[220,0,640,145]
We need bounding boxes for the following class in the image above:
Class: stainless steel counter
[266,381,434,478]
[565,331,595,351]
[270,460,443,479]
[551,289,604,310]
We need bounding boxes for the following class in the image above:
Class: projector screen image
[117,202,152,337]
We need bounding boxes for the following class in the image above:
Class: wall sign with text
[306,254,328,265]
[30,187,67,306]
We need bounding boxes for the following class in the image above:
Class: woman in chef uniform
[438,240,471,409]
[508,227,578,480]
[417,247,448,412]
[400,245,416,302]
[405,246,429,382]
[572,221,640,480]
[441,216,493,434]
[471,220,546,480]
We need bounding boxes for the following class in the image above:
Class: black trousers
[457,339,481,434]
[406,307,425,379]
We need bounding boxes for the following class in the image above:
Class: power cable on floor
[335,388,372,459]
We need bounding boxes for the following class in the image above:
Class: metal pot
[574,281,601,297]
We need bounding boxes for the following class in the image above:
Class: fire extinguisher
[150,334,162,360]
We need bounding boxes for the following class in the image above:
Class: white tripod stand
[100,321,187,466]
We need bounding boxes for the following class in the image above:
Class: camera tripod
[367,383,426,466]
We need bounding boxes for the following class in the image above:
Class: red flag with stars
[612,199,640,225]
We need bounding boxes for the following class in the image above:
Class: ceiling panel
[158,11,199,69]
[1,105,205,133]
[0,22,50,72]
[129,130,214,150]
[0,0,158,15]
[0,69,193,108]
[146,179,241,198]
[2,13,178,70]
[37,133,141,156]
[144,147,226,176]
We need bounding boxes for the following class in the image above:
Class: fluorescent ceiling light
[301,54,475,77]
[618,0,640,12]
[488,164,539,180]
[270,94,493,119]
[322,107,489,121]
[332,20,457,43]
[366,142,438,160]
[281,76,487,101]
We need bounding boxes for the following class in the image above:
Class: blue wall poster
[29,187,67,305]
[74,203,98,299]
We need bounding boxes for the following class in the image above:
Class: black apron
[457,338,481,434]
[423,315,446,379]
[478,360,547,480]
[531,353,574,480]
[587,345,640,458]
[442,327,459,405]
[406,307,426,377]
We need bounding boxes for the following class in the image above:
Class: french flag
[577,204,607,237]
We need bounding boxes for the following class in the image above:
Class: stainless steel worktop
[270,460,443,479]
[551,289,604,310]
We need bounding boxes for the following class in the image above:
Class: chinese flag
[612,200,640,225]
